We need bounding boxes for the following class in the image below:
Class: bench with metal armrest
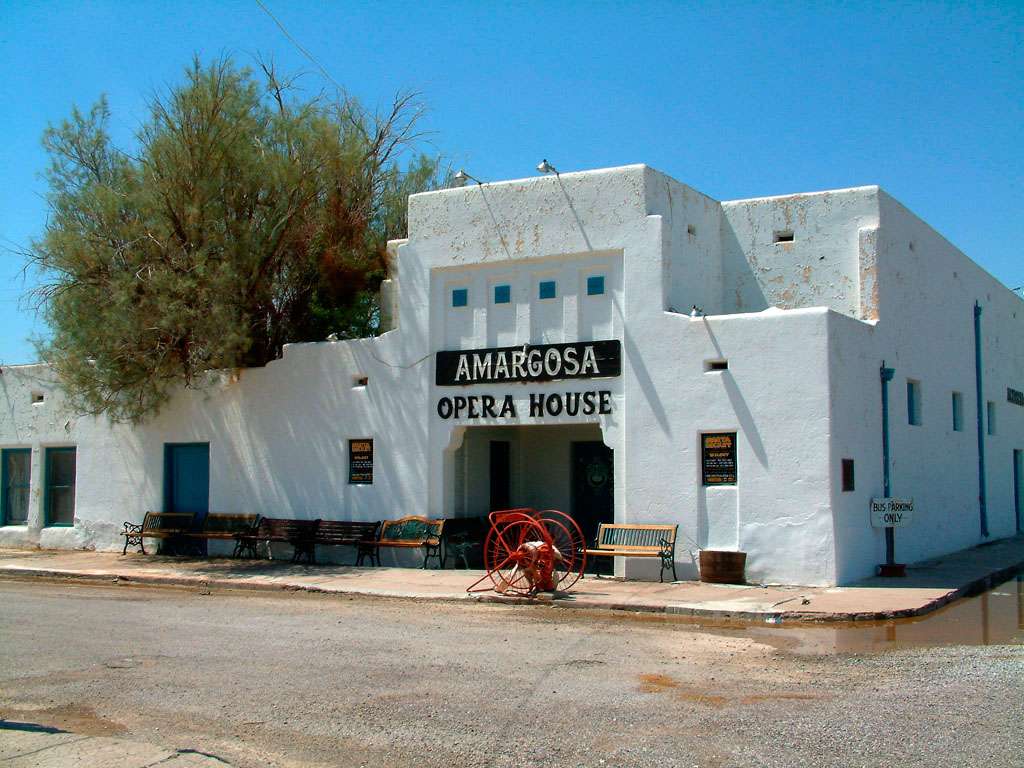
[583,523,678,582]
[121,512,195,555]
[313,520,381,565]
[234,517,320,563]
[123,512,261,556]
[359,516,445,568]
[191,514,261,557]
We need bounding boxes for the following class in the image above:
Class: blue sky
[1,0,1021,364]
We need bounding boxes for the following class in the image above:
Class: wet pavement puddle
[745,575,1024,655]
[637,673,823,707]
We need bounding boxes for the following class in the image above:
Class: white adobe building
[1,165,1021,586]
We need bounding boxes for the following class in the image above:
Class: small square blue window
[538,280,557,300]
[587,276,605,296]
[452,288,468,307]
[494,285,511,304]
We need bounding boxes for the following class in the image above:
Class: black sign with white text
[435,340,621,386]
[702,433,738,486]
[348,439,373,485]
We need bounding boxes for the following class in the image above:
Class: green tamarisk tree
[29,58,444,423]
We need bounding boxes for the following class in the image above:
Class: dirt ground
[0,578,1021,767]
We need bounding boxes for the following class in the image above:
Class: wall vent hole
[31,391,45,404]
[704,360,728,372]
[773,231,794,243]
[687,224,697,236]
[353,376,368,388]
[842,459,855,492]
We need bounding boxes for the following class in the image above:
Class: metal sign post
[878,362,906,577]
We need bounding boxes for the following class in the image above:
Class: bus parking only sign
[870,497,914,528]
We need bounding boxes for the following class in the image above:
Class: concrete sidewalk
[1,535,1022,622]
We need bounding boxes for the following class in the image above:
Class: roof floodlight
[536,159,558,175]
[452,169,483,188]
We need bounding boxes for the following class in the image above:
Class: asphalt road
[0,578,1021,768]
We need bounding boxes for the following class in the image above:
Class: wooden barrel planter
[699,550,747,584]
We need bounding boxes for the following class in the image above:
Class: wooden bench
[360,516,445,569]
[235,517,320,563]
[313,520,381,565]
[121,512,195,555]
[186,514,261,557]
[583,523,678,582]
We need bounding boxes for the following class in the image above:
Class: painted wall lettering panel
[436,340,621,386]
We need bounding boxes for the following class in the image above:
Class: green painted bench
[359,516,445,568]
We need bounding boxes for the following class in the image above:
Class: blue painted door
[164,443,210,521]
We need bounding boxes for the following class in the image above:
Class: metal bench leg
[422,543,442,569]
[659,552,677,582]
[294,544,315,564]
[356,545,374,567]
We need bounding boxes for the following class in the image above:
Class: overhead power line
[253,0,347,96]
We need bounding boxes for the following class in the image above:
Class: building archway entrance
[448,424,615,559]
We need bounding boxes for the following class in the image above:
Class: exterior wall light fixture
[452,169,483,188]
[536,159,559,175]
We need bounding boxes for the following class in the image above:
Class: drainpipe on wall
[974,301,989,538]
[879,362,901,574]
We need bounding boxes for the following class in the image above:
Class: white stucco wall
[825,193,1024,582]
[721,187,880,318]
[1,164,1020,586]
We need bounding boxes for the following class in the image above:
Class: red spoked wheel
[467,508,586,596]
[483,513,556,595]
[537,509,586,591]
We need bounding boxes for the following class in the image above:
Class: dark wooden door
[571,441,614,545]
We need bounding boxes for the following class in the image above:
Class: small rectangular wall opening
[841,459,855,492]
[987,401,996,435]
[31,392,44,405]
[687,224,697,236]
[353,375,368,388]
[907,380,922,426]
[773,230,794,243]
[704,360,728,372]
[952,391,963,431]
